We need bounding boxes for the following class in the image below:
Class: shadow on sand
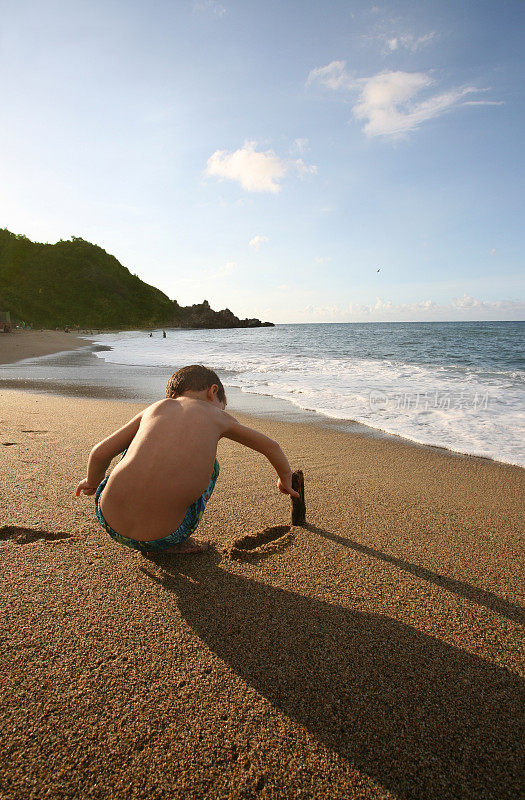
[306,524,525,626]
[0,525,72,544]
[140,539,523,800]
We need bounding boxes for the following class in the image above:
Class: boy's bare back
[100,397,228,541]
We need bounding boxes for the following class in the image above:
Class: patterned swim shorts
[94,456,219,553]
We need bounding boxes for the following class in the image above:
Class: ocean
[2,321,523,467]
[89,320,524,467]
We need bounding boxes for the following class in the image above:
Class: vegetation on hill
[0,229,273,329]
[0,229,173,328]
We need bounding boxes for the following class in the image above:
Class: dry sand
[0,329,92,365]
[1,386,524,800]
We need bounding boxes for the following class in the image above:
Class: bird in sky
[377,268,381,273]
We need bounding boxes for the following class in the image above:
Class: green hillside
[0,229,175,328]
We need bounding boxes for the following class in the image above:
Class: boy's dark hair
[166,365,226,403]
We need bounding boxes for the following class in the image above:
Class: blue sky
[1,0,524,322]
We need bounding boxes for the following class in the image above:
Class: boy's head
[166,365,226,406]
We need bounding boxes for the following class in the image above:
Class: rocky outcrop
[173,300,274,329]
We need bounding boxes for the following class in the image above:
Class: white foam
[89,329,525,467]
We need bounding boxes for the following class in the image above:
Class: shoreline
[1,388,523,799]
[0,331,522,471]
[0,328,94,365]
[1,377,517,472]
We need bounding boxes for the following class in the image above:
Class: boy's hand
[277,477,300,499]
[75,479,98,497]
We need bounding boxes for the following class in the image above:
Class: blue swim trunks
[94,453,219,553]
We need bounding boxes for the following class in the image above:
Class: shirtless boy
[76,365,299,554]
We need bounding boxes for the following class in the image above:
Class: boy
[76,365,299,554]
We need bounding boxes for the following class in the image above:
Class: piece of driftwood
[291,470,306,526]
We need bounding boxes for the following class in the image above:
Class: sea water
[87,321,524,468]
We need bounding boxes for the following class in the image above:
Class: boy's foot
[146,537,211,555]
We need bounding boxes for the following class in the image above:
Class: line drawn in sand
[226,470,306,559]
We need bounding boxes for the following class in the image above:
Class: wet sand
[1,387,523,800]
[0,329,92,365]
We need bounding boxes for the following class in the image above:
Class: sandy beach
[0,329,92,365]
[0,337,524,799]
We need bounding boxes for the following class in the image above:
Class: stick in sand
[291,470,306,526]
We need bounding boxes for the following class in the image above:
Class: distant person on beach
[76,365,299,554]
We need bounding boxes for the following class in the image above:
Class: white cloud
[306,60,355,91]
[206,142,285,193]
[385,32,436,53]
[353,71,480,137]
[293,158,318,178]
[205,140,317,193]
[463,100,504,106]
[301,296,524,322]
[449,294,525,312]
[307,62,499,138]
[452,294,480,309]
[249,235,269,250]
[304,304,341,319]
[291,138,310,155]
[193,0,225,17]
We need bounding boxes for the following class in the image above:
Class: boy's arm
[220,414,300,498]
[75,410,144,496]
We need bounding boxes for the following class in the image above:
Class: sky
[1,0,524,323]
